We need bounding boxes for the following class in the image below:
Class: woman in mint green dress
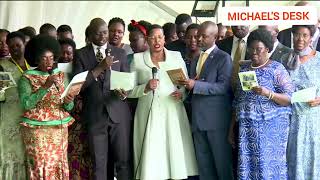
[0,31,29,179]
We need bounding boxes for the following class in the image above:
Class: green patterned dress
[0,59,27,180]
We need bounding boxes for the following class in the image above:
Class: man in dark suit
[216,26,250,60]
[179,21,233,180]
[259,25,293,62]
[73,18,132,180]
[165,13,192,59]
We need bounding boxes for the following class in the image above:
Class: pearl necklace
[250,59,269,69]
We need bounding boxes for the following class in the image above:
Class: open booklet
[110,70,136,91]
[291,87,317,103]
[60,71,88,99]
[58,62,72,74]
[238,71,259,91]
[166,68,187,85]
[0,72,17,91]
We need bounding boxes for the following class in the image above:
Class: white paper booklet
[58,63,72,74]
[110,70,136,91]
[291,87,317,103]
[0,72,16,90]
[238,71,259,91]
[61,71,88,99]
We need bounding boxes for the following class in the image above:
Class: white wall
[0,1,176,48]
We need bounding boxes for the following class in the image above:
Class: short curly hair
[292,25,315,37]
[108,17,125,31]
[18,27,36,39]
[57,24,73,33]
[24,34,61,66]
[39,23,56,35]
[162,22,176,41]
[146,24,163,36]
[186,23,200,34]
[247,28,274,53]
[175,13,192,25]
[0,29,10,34]
[58,38,76,51]
[128,20,152,35]
[6,31,26,44]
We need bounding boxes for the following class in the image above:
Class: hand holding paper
[61,71,88,99]
[308,97,320,107]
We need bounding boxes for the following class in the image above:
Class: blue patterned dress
[287,51,320,180]
[234,61,294,180]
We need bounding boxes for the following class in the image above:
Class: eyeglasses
[293,33,310,40]
[247,47,266,54]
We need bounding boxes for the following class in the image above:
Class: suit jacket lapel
[143,50,157,69]
[86,44,98,69]
[190,55,199,79]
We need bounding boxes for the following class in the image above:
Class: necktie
[196,52,209,79]
[231,39,245,91]
[96,47,105,81]
[96,47,103,62]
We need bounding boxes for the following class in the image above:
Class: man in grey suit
[259,25,293,62]
[179,21,233,180]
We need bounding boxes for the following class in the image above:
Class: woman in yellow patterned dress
[18,35,76,180]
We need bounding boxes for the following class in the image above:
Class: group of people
[0,1,320,180]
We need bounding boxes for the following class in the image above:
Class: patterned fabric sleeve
[18,76,49,110]
[273,63,294,97]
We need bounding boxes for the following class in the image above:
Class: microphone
[152,67,157,79]
[152,67,158,95]
[47,68,59,91]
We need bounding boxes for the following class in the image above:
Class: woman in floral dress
[18,35,76,180]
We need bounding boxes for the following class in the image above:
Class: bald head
[197,21,218,50]
[295,1,310,6]
[200,21,218,33]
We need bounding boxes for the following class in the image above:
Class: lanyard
[11,58,30,73]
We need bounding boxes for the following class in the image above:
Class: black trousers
[88,113,132,180]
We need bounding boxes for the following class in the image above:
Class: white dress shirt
[92,43,108,59]
[269,40,279,58]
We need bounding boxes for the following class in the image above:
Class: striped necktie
[231,39,245,91]
[96,47,103,62]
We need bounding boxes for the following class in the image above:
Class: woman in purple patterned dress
[229,29,294,179]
